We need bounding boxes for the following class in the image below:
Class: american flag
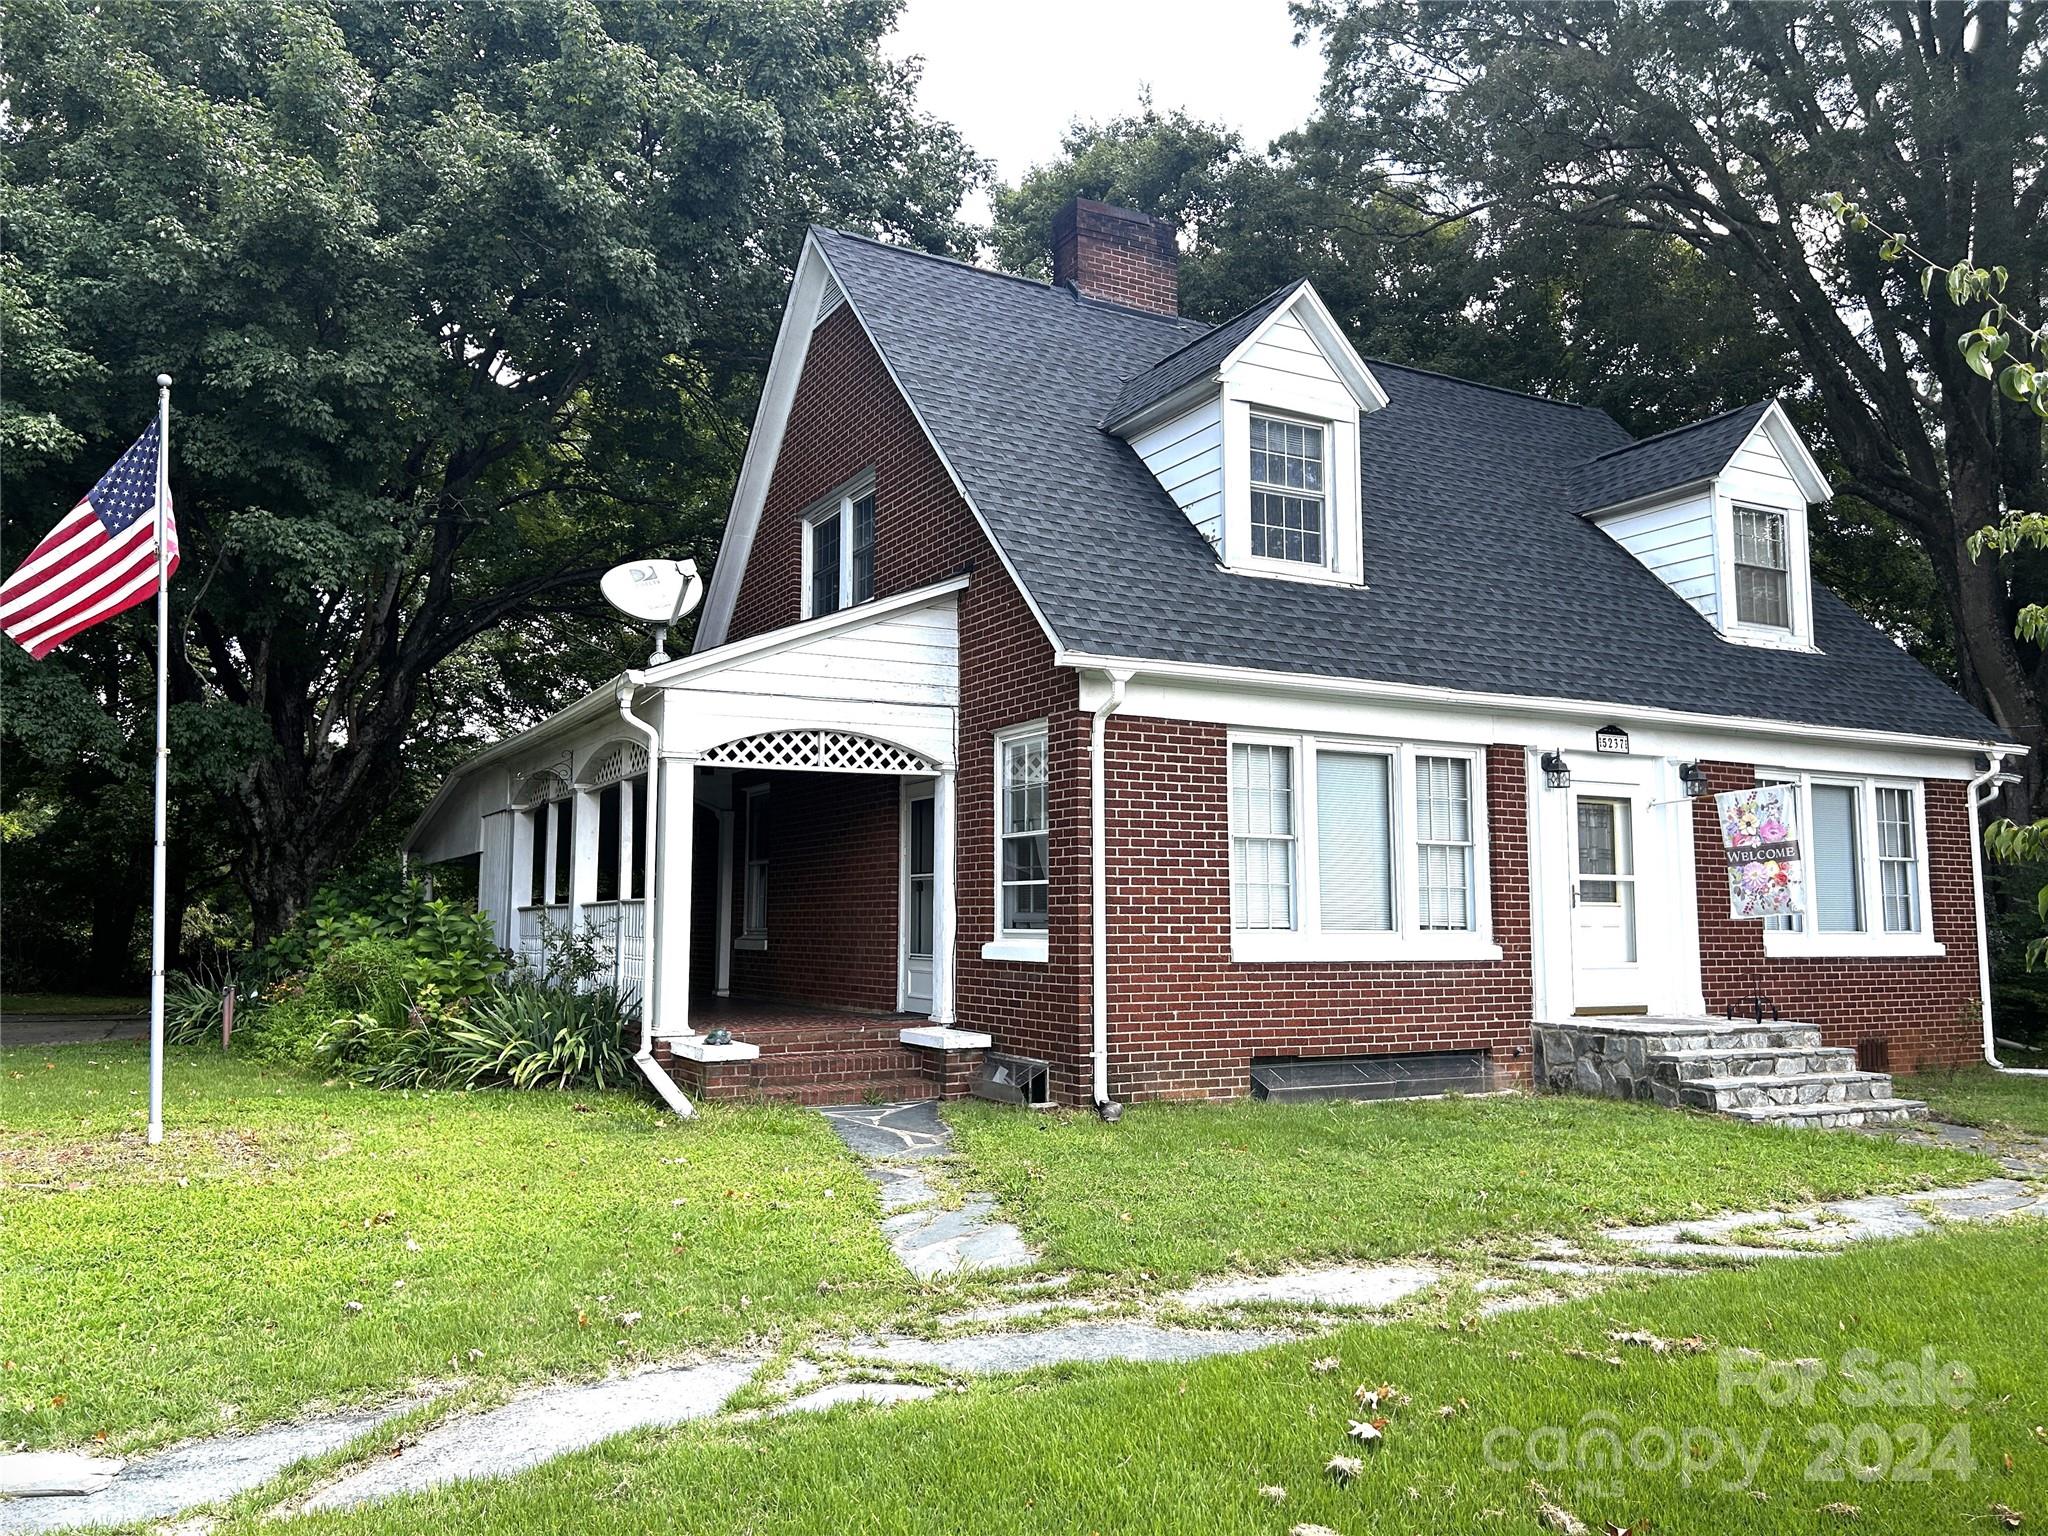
[1,420,179,660]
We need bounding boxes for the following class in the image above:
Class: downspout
[619,676,696,1118]
[1090,668,1133,1118]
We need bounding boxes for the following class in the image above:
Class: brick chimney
[1051,198,1179,316]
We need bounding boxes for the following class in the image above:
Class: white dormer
[1581,401,1830,651]
[1111,282,1387,587]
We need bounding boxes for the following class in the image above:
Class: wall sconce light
[1679,761,1708,799]
[1541,751,1571,790]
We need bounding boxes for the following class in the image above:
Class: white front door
[1568,789,1643,1012]
[901,787,935,1013]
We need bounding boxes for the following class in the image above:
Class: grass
[943,1094,1994,1279]
[0,1044,910,1453]
[1900,1064,2048,1137]
[218,1221,2048,1535]
[2,992,145,1017]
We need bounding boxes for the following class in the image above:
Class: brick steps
[1536,1015,1927,1130]
[647,1003,980,1106]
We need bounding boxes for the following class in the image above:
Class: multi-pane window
[1759,774,1925,942]
[1876,786,1920,934]
[1249,415,1327,565]
[805,483,878,617]
[1414,755,1475,931]
[1231,737,1485,945]
[1231,743,1297,929]
[742,787,770,940]
[998,727,1048,933]
[1733,507,1791,629]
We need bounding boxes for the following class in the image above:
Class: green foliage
[2,0,986,945]
[438,977,636,1093]
[161,972,226,1047]
[256,880,502,1002]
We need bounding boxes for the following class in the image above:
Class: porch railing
[519,899,644,1003]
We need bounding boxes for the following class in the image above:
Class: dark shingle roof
[1100,283,1299,428]
[1568,400,1773,515]
[812,228,2002,744]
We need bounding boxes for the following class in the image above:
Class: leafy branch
[1821,192,2048,420]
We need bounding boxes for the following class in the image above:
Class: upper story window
[803,481,877,619]
[1249,415,1327,565]
[1228,732,1497,962]
[1733,506,1790,629]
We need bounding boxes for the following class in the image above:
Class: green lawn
[228,1221,2048,1536]
[2,992,145,1017]
[1900,1064,2048,1137]
[0,1044,908,1453]
[944,1095,1993,1279]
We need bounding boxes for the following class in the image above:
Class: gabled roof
[1100,283,1296,428]
[719,227,2002,747]
[1568,400,1769,515]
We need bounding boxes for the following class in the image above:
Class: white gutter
[618,677,695,1118]
[1970,751,2046,1075]
[1089,668,1133,1117]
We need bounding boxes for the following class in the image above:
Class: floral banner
[1715,783,1805,921]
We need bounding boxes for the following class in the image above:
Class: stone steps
[1652,1045,1860,1082]
[1717,1097,1929,1130]
[1536,1015,1928,1130]
[1662,1070,1898,1112]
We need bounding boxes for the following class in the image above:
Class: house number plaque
[1594,725,1630,754]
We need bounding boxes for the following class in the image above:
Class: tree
[1300,0,2047,804]
[2,0,984,942]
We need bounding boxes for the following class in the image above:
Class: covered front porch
[407,577,991,1108]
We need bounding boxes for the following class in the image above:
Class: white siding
[1597,491,1720,624]
[477,809,515,951]
[1235,313,1346,393]
[1722,432,1803,512]
[1130,397,1224,548]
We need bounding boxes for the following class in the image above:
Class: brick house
[407,199,2018,1115]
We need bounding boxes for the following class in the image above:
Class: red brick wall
[1097,727,1537,1100]
[724,769,900,1012]
[1690,761,1982,1070]
[717,305,1092,1068]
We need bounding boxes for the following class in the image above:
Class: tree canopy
[1,0,984,956]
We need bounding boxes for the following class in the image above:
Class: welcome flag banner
[1715,783,1804,921]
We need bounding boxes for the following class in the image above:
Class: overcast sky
[883,0,1328,224]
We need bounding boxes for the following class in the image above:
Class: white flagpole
[147,374,172,1147]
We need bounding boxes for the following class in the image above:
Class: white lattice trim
[578,739,651,789]
[700,729,938,776]
[511,766,572,808]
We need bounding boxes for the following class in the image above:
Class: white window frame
[1246,411,1333,572]
[1228,730,1500,963]
[983,720,1050,963]
[1731,504,1793,632]
[1755,770,1941,959]
[736,784,770,951]
[1714,492,1815,651]
[799,473,878,620]
[1219,396,1364,588]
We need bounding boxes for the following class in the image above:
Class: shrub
[320,984,469,1089]
[441,977,636,1092]
[163,973,227,1047]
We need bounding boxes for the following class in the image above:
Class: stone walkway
[819,1101,1037,1279]
[6,1114,2043,1530]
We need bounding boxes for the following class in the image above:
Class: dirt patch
[0,1126,293,1189]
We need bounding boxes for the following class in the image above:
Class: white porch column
[714,807,735,998]
[930,765,957,1025]
[654,755,698,1041]
[571,788,601,912]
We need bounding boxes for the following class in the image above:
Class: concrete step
[1718,1097,1928,1130]
[1666,1071,1895,1112]
[1651,1046,1861,1083]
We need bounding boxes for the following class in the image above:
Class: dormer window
[1733,506,1790,630]
[1249,415,1328,565]
[802,480,876,619]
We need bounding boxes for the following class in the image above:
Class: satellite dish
[600,558,703,665]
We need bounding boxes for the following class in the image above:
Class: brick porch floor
[650,997,941,1106]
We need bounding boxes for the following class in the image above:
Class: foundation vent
[1250,1051,1497,1104]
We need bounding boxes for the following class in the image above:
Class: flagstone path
[4,1110,2042,1532]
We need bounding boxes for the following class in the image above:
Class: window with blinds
[1316,751,1391,931]
[1810,782,1863,933]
